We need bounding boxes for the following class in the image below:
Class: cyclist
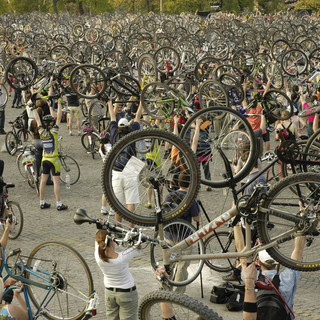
[31,93,68,211]
[107,99,143,226]
[95,228,141,320]
[242,235,306,320]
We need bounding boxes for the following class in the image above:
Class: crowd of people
[0,8,319,320]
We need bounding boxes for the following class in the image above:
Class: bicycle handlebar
[73,209,159,246]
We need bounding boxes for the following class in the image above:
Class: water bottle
[66,174,71,190]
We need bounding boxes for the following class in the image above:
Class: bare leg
[39,173,49,201]
[52,175,61,202]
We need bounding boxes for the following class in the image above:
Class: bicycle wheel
[138,54,158,87]
[17,129,31,143]
[198,80,229,110]
[150,220,205,287]
[102,129,200,226]
[204,231,235,272]
[5,57,38,90]
[5,131,18,156]
[16,152,28,179]
[138,290,222,320]
[26,242,94,320]
[257,173,320,271]
[88,100,109,132]
[59,155,80,185]
[281,49,308,77]
[180,106,256,188]
[0,84,8,107]
[262,89,293,121]
[2,201,23,240]
[141,82,175,120]
[302,129,320,174]
[154,46,180,74]
[218,73,244,105]
[81,132,100,158]
[264,61,283,90]
[70,64,106,99]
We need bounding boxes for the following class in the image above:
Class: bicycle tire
[18,129,31,144]
[154,46,180,74]
[26,242,94,320]
[262,89,293,121]
[5,131,18,156]
[218,73,244,105]
[204,231,235,272]
[138,290,222,320]
[0,84,8,107]
[88,100,109,133]
[101,129,200,226]
[16,151,29,179]
[180,106,256,188]
[137,53,158,87]
[5,57,38,90]
[264,61,283,90]
[150,219,205,287]
[257,173,320,271]
[141,82,175,120]
[302,129,320,174]
[198,80,229,111]
[81,132,100,157]
[298,105,320,118]
[59,155,80,185]
[70,64,107,99]
[2,201,23,240]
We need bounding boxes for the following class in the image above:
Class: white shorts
[112,170,140,205]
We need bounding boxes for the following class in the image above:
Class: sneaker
[206,186,212,192]
[40,203,51,209]
[222,271,241,282]
[0,129,6,135]
[109,209,115,216]
[101,209,108,215]
[78,131,82,136]
[145,203,152,209]
[163,150,171,159]
[57,204,68,211]
[69,131,73,136]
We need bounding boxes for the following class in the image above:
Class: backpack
[161,192,182,215]
[256,274,290,320]
[281,122,295,141]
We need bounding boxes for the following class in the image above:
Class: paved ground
[1,98,320,319]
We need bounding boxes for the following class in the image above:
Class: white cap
[118,118,129,127]
[258,250,278,265]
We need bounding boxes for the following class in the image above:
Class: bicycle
[0,241,97,320]
[98,111,320,287]
[5,114,31,156]
[81,119,100,159]
[16,145,40,194]
[0,182,23,240]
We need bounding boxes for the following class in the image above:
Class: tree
[53,0,59,14]
[295,0,320,12]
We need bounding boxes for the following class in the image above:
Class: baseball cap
[258,250,278,265]
[118,118,129,127]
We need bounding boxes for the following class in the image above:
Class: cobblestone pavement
[1,101,320,319]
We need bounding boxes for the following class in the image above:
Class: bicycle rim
[102,129,200,226]
[5,131,17,156]
[257,173,320,271]
[150,220,205,287]
[138,290,222,320]
[26,242,93,320]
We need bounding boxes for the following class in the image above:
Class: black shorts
[262,129,270,142]
[42,159,60,176]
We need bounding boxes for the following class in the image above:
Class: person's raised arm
[108,100,116,122]
[191,118,201,153]
[313,113,319,133]
[242,262,257,320]
[0,218,13,250]
[55,98,63,127]
[262,78,272,97]
[134,100,143,123]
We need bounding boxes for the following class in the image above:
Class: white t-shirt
[94,242,140,289]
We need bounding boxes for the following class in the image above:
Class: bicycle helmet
[42,115,56,129]
[99,130,110,144]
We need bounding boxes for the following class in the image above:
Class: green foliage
[222,0,241,14]
[295,0,320,12]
